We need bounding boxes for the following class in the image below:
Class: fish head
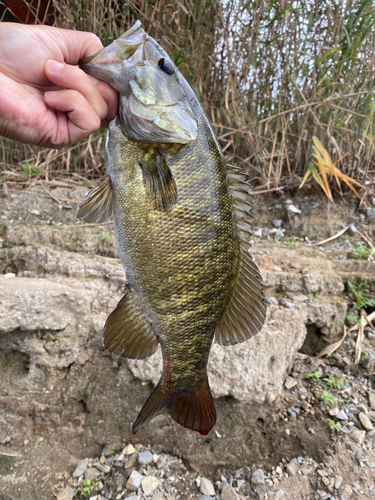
[80,21,197,143]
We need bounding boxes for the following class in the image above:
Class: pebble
[127,470,145,492]
[85,467,100,480]
[351,430,366,445]
[336,411,348,421]
[359,412,373,431]
[221,484,238,500]
[251,469,265,485]
[102,438,122,457]
[287,204,301,214]
[57,486,74,500]
[284,377,297,389]
[338,484,352,500]
[141,475,160,496]
[369,392,375,410]
[123,444,136,455]
[125,452,138,469]
[267,297,278,305]
[199,477,215,496]
[138,450,154,465]
[286,458,298,476]
[272,219,283,228]
[73,458,88,478]
[328,407,339,416]
[335,477,343,489]
[368,411,375,422]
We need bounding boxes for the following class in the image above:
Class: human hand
[0,23,118,148]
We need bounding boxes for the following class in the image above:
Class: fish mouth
[79,20,147,84]
[79,21,197,144]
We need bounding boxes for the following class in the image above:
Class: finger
[44,59,108,122]
[44,89,101,145]
[87,76,118,127]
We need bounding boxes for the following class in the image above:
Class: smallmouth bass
[78,21,266,435]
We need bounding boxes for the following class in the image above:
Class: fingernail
[45,91,57,99]
[47,60,64,72]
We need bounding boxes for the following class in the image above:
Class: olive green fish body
[78,22,266,435]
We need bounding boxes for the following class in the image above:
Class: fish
[77,21,267,436]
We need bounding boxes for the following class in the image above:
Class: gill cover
[80,21,197,144]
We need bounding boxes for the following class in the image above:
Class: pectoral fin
[104,285,158,359]
[140,150,177,210]
[215,165,267,345]
[77,176,113,223]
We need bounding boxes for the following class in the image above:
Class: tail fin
[132,376,216,436]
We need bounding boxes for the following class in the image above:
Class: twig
[306,226,349,246]
[354,310,365,366]
[253,186,286,194]
[316,325,348,358]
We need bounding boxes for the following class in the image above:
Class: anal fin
[104,285,158,359]
[77,176,113,223]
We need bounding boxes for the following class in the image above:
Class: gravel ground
[55,302,375,500]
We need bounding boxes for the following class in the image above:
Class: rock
[199,477,215,496]
[84,467,100,480]
[129,306,309,404]
[287,204,301,214]
[368,411,375,422]
[351,430,366,445]
[328,407,340,416]
[284,377,297,389]
[335,477,343,489]
[141,476,160,496]
[272,220,283,228]
[125,452,138,469]
[338,484,352,500]
[251,469,265,485]
[267,297,279,305]
[286,458,298,476]
[151,493,164,500]
[123,444,136,455]
[127,470,145,492]
[337,411,348,420]
[73,458,88,478]
[366,461,375,468]
[102,438,122,457]
[370,392,375,410]
[221,484,238,500]
[96,463,111,473]
[359,411,373,431]
[57,486,74,500]
[138,450,154,465]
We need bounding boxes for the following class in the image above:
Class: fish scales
[78,21,266,435]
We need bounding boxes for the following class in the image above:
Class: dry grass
[1,0,375,197]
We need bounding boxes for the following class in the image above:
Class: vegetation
[323,376,345,389]
[1,0,374,198]
[73,479,99,498]
[304,370,321,380]
[320,391,338,408]
[324,418,346,433]
[347,281,375,310]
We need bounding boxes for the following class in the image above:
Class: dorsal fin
[103,285,159,359]
[77,176,113,223]
[215,165,267,346]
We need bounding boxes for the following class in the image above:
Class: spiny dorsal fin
[215,165,267,346]
[77,176,113,223]
[103,285,158,359]
[139,149,177,210]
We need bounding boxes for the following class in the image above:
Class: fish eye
[158,58,175,75]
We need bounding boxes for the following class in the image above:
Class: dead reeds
[1,0,375,196]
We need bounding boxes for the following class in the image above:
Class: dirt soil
[0,185,374,500]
